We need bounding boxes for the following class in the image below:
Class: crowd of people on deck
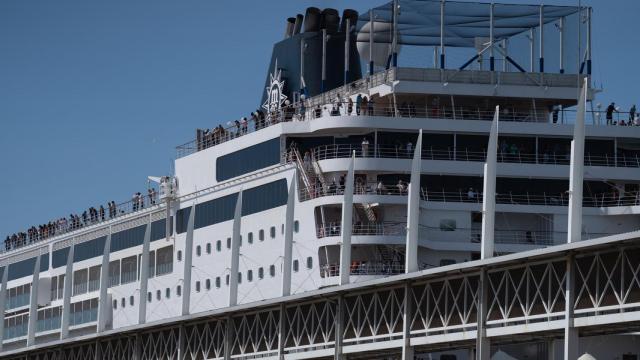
[4,188,158,252]
[605,103,640,126]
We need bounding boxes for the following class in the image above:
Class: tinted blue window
[216,138,281,181]
[110,226,146,253]
[176,207,191,234]
[194,193,238,230]
[0,267,4,280]
[242,179,288,216]
[8,257,36,281]
[176,179,288,234]
[74,236,106,262]
[151,218,173,241]
[39,253,49,272]
[52,247,70,269]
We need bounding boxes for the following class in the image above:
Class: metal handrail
[320,262,405,277]
[309,144,640,168]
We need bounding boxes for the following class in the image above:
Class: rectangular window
[74,236,106,262]
[111,226,146,253]
[121,256,137,284]
[156,246,174,276]
[72,269,88,296]
[216,138,281,181]
[439,219,457,231]
[88,265,101,292]
[150,217,173,241]
[148,250,156,278]
[108,260,120,287]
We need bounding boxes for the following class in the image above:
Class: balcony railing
[317,222,406,238]
[320,262,405,278]
[310,144,640,168]
[298,178,640,208]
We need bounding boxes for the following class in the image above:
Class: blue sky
[0,0,637,235]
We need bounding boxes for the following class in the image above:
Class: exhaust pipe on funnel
[321,8,340,33]
[340,9,359,33]
[293,14,303,35]
[304,7,321,33]
[284,17,296,39]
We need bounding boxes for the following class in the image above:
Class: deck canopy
[356,0,582,47]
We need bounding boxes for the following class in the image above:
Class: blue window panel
[216,138,281,181]
[151,217,173,241]
[74,236,107,262]
[176,207,191,234]
[241,179,287,216]
[39,253,49,272]
[0,266,3,279]
[8,257,37,281]
[194,193,238,230]
[110,226,146,253]
[52,247,70,269]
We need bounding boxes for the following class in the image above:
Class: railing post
[564,254,578,359]
[401,282,414,360]
[334,295,344,360]
[476,269,490,360]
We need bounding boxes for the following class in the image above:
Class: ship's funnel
[303,7,321,33]
[293,14,303,35]
[340,9,359,33]
[284,17,296,39]
[321,8,340,33]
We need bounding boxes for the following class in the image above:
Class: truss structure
[4,237,640,360]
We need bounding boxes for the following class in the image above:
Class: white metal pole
[489,3,495,71]
[406,130,423,273]
[322,28,327,93]
[138,219,152,325]
[369,9,374,76]
[559,17,565,73]
[530,28,535,72]
[344,18,351,85]
[26,255,41,346]
[440,0,446,69]
[567,79,588,243]
[229,192,242,306]
[539,5,544,72]
[339,153,355,285]
[60,241,76,339]
[97,233,111,332]
[481,107,499,259]
[181,202,196,316]
[281,177,296,297]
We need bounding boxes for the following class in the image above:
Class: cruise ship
[2,1,640,359]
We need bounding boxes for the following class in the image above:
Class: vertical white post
[440,0,446,69]
[564,255,579,359]
[229,192,243,306]
[530,28,535,72]
[392,0,399,68]
[344,18,351,85]
[282,177,296,297]
[559,17,565,74]
[138,218,152,324]
[26,255,41,346]
[489,3,495,71]
[567,79,588,243]
[322,28,327,93]
[401,283,414,360]
[406,130,423,273]
[476,270,490,360]
[60,241,75,339]
[300,39,305,93]
[0,267,7,351]
[481,107,499,259]
[369,9,374,76]
[586,7,592,76]
[97,232,111,332]
[339,153,355,286]
[181,203,196,316]
[539,5,544,73]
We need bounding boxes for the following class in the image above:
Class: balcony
[320,262,405,278]
[310,144,640,168]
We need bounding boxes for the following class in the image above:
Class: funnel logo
[262,61,287,114]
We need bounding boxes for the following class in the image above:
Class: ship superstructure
[1,1,640,359]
